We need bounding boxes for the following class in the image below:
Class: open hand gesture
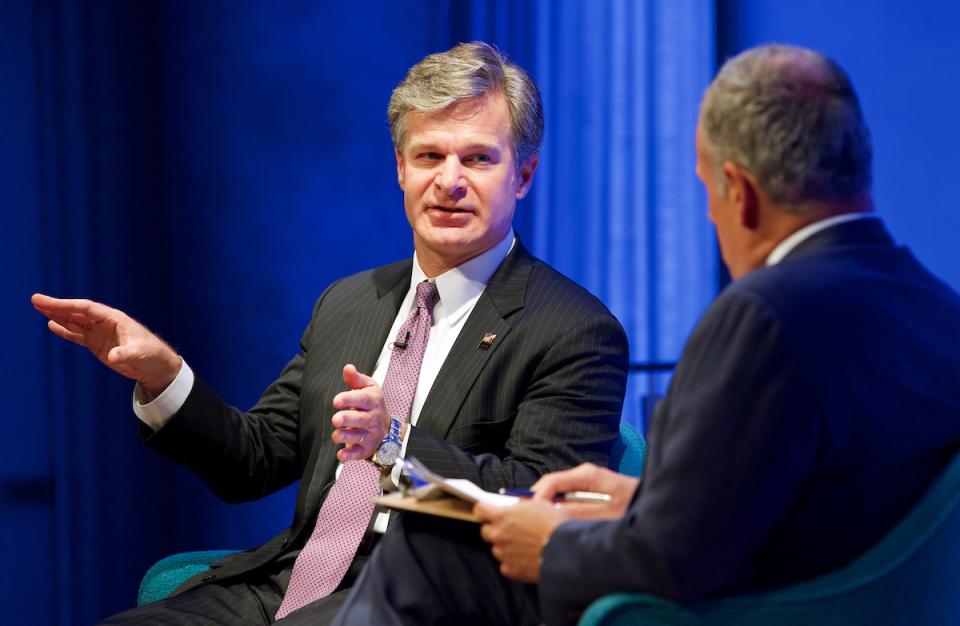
[32,293,181,399]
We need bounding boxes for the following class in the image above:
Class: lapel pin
[478,332,497,350]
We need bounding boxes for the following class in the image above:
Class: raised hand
[531,462,639,519]
[330,364,391,462]
[31,293,182,399]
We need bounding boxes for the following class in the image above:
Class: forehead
[694,126,708,170]
[403,94,512,149]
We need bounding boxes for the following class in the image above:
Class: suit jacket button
[202,574,216,582]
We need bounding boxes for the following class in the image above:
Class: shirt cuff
[132,359,194,431]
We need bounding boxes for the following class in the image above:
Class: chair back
[697,448,960,625]
[581,448,960,625]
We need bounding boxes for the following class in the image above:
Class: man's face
[396,94,536,275]
[696,124,739,277]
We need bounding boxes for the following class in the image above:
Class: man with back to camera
[330,43,960,625]
[31,41,629,624]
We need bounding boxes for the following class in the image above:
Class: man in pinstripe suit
[33,41,628,624]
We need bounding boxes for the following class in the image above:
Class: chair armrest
[579,592,702,626]
[138,549,239,606]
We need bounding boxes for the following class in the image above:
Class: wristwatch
[372,416,403,470]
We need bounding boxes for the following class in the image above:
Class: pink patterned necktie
[276,280,439,619]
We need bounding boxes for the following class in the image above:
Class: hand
[31,293,182,399]
[531,463,639,520]
[475,499,570,584]
[331,364,392,462]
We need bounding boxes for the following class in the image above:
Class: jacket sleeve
[137,288,334,503]
[538,291,821,624]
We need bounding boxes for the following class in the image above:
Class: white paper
[440,479,520,507]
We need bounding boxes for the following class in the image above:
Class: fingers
[332,387,381,412]
[476,502,557,585]
[331,408,379,462]
[342,363,377,391]
[553,501,624,521]
[531,463,601,501]
[336,441,374,462]
[46,319,90,348]
[334,365,383,411]
[330,415,372,445]
[31,294,112,323]
[332,366,391,457]
[331,409,380,431]
[475,502,500,524]
[39,306,103,341]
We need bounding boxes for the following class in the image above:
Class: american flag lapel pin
[478,332,497,350]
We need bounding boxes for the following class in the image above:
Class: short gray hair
[388,41,544,165]
[700,44,872,210]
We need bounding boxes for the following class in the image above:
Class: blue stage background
[2,1,958,623]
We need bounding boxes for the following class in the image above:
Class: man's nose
[435,157,467,198]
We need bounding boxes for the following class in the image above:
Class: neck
[414,249,477,278]
[735,194,873,279]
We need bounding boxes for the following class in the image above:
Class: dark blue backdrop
[4,1,959,623]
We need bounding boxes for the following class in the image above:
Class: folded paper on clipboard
[373,456,520,523]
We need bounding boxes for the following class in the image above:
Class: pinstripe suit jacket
[142,241,628,592]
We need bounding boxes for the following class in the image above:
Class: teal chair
[138,421,648,606]
[579,449,960,626]
[138,549,238,605]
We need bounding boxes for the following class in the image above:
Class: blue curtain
[472,0,718,428]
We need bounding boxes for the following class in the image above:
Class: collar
[765,213,879,266]
[411,231,516,327]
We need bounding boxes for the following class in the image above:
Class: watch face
[377,440,401,466]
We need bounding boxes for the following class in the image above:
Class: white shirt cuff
[132,359,194,431]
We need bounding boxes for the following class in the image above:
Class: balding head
[699,44,872,211]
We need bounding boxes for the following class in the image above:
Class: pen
[497,488,613,503]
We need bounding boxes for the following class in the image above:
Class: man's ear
[395,149,405,187]
[723,161,760,230]
[515,153,539,199]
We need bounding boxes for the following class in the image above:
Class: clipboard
[374,491,481,523]
[372,456,520,523]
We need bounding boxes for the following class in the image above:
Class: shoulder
[518,250,621,325]
[335,258,411,293]
[303,258,411,320]
[315,258,411,301]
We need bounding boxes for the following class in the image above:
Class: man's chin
[415,231,493,260]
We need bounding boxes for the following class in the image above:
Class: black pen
[497,488,613,503]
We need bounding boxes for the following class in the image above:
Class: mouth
[429,205,473,214]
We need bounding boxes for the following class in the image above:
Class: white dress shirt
[133,231,517,530]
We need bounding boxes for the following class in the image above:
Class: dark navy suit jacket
[540,218,960,624]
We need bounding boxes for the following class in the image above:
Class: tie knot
[415,281,439,314]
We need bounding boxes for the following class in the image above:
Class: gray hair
[388,41,544,165]
[700,44,872,210]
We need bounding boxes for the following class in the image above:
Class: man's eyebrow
[462,142,502,153]
[405,141,503,154]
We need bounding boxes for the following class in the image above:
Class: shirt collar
[765,213,879,266]
[411,230,516,326]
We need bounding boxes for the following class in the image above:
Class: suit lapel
[308,260,410,513]
[416,244,533,438]
[356,261,412,373]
